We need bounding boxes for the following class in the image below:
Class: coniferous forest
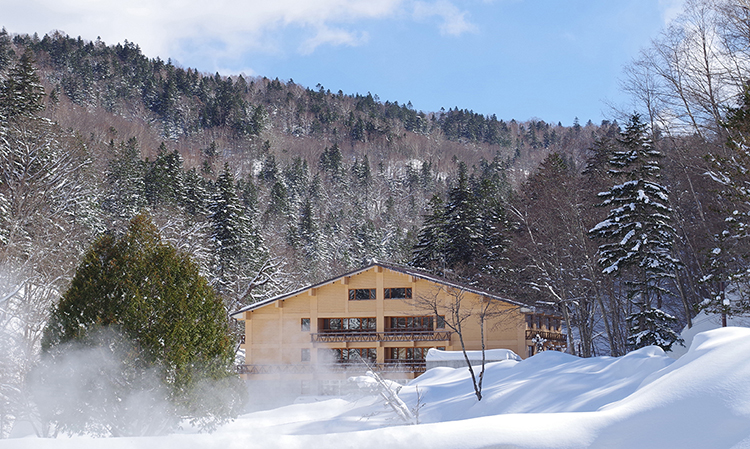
[3,0,750,436]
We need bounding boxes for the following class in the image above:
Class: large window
[321,317,376,332]
[331,348,377,363]
[388,316,434,331]
[384,287,412,299]
[386,347,430,361]
[349,288,376,300]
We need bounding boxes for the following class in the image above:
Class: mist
[5,328,247,438]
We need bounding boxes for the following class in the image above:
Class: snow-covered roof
[230,261,529,318]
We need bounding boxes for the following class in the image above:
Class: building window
[525,314,534,328]
[384,287,412,299]
[301,348,310,362]
[331,348,377,363]
[388,316,434,331]
[528,345,535,358]
[301,318,310,331]
[321,317,376,331]
[386,347,430,361]
[436,315,446,329]
[349,288,376,300]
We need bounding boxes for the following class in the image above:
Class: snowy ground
[6,327,750,448]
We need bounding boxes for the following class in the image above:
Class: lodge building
[231,262,566,394]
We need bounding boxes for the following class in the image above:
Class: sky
[1,0,685,125]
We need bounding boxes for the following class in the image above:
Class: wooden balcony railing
[525,329,567,343]
[237,361,427,375]
[311,330,451,343]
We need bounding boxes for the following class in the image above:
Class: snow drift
[6,327,750,448]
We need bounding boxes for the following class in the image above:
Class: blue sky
[2,0,684,125]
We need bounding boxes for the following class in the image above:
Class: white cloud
[299,26,369,54]
[1,0,479,73]
[413,0,478,36]
[2,0,403,66]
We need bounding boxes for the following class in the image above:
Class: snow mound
[7,328,750,448]
[670,310,750,358]
[425,348,521,362]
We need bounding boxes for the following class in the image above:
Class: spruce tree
[589,114,681,351]
[210,164,269,310]
[102,137,147,219]
[0,49,45,118]
[704,86,750,318]
[144,145,185,208]
[411,162,510,285]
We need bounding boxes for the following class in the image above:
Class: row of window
[525,314,562,332]
[305,316,446,332]
[304,346,445,363]
[348,287,413,301]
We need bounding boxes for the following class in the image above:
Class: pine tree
[589,114,681,351]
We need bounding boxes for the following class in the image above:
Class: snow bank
[425,348,521,362]
[6,328,750,448]
[670,310,750,358]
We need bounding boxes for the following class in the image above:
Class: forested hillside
[0,29,606,301]
[3,1,750,420]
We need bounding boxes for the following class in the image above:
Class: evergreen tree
[144,145,185,208]
[209,164,269,311]
[411,162,510,285]
[704,86,750,318]
[40,213,241,435]
[319,144,343,182]
[183,167,211,217]
[0,49,45,118]
[102,137,147,219]
[589,114,681,351]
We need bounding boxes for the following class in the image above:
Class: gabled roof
[230,261,529,318]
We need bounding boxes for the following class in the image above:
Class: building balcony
[310,330,452,343]
[525,329,567,343]
[237,361,427,375]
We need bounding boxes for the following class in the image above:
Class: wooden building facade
[231,262,566,394]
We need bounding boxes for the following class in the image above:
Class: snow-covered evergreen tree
[704,87,750,318]
[210,164,273,312]
[589,114,681,351]
[411,162,510,286]
[0,49,44,118]
[102,137,147,220]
